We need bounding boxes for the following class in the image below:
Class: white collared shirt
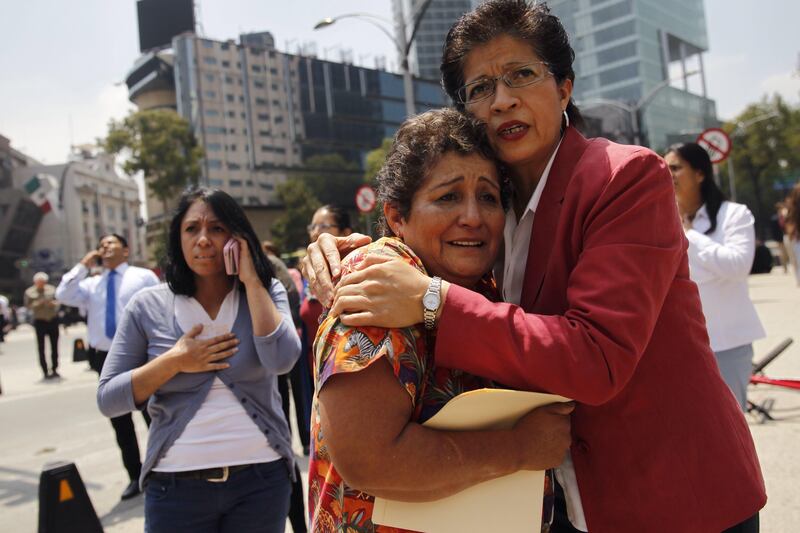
[499,139,588,532]
[685,201,765,351]
[56,262,159,351]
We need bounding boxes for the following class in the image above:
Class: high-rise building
[543,0,716,150]
[393,0,478,81]
[395,0,717,151]
[126,31,446,257]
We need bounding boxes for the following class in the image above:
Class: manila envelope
[372,388,571,533]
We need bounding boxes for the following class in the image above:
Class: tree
[294,154,362,208]
[364,138,393,184]
[271,179,321,253]
[719,96,800,238]
[102,109,203,264]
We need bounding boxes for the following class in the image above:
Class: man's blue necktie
[105,269,117,339]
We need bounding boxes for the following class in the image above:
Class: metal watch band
[423,276,442,330]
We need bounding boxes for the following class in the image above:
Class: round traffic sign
[696,128,732,164]
[355,185,377,213]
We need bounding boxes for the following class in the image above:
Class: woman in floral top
[308,109,573,532]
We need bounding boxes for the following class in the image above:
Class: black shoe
[120,480,141,500]
[50,370,61,379]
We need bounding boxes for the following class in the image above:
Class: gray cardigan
[97,280,301,486]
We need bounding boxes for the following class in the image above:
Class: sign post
[697,128,734,199]
[355,185,378,236]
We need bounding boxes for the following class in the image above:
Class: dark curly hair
[376,108,509,236]
[441,0,583,129]
[165,187,275,296]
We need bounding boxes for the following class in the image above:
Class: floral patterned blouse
[307,237,553,533]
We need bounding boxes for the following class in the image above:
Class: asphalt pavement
[0,269,798,532]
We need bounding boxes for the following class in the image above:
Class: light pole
[580,70,700,146]
[725,110,780,201]
[314,0,434,119]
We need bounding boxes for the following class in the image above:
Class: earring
[563,109,570,129]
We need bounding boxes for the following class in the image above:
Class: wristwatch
[422,276,442,330]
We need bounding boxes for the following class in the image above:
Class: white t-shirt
[153,286,281,471]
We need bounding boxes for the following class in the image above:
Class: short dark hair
[316,204,352,232]
[165,187,275,296]
[666,142,725,235]
[441,0,583,128]
[376,108,508,236]
[98,233,128,249]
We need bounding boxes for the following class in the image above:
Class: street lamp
[580,70,700,146]
[314,0,434,119]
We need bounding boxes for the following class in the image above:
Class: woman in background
[666,142,765,409]
[785,182,800,286]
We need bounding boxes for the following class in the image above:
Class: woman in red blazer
[304,1,765,531]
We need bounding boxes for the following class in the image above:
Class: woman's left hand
[330,255,433,328]
[234,236,260,287]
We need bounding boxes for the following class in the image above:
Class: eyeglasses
[456,62,552,105]
[307,223,337,233]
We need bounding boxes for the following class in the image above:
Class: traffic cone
[38,461,103,533]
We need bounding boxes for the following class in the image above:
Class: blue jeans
[144,461,291,533]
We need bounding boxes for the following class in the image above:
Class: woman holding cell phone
[97,187,301,533]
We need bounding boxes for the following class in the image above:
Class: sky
[1,0,798,164]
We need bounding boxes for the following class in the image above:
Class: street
[1,270,799,532]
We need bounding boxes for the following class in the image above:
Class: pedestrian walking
[24,273,61,379]
[0,293,9,344]
[56,233,159,500]
[786,183,800,286]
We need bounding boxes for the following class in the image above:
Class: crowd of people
[4,1,800,532]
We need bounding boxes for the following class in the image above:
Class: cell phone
[223,238,240,276]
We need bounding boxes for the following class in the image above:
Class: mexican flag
[24,174,59,214]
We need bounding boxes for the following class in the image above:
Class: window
[593,20,635,46]
[252,65,262,73]
[201,39,214,49]
[204,90,216,98]
[255,97,268,106]
[203,56,217,65]
[274,116,284,123]
[596,41,637,64]
[254,80,265,89]
[229,144,237,152]
[205,73,214,82]
[227,162,241,170]
[598,61,639,86]
[206,143,222,151]
[230,179,243,187]
[226,94,235,102]
[271,84,279,91]
[270,68,278,75]
[272,99,280,107]
[222,60,231,68]
[227,110,235,118]
[205,108,220,117]
[205,126,226,134]
[207,159,223,169]
[259,130,271,137]
[107,206,116,220]
[209,178,224,186]
[257,113,270,121]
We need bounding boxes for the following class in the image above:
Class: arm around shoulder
[436,150,685,404]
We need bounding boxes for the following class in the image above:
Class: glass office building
[550,0,717,150]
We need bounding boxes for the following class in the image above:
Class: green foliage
[102,109,203,203]
[364,138,393,184]
[719,95,800,238]
[294,153,361,208]
[271,179,321,253]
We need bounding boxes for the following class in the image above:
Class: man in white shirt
[56,233,159,500]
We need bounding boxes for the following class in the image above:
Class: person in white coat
[666,142,765,410]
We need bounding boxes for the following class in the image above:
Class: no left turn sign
[696,128,732,164]
[355,185,377,213]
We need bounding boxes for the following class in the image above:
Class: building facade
[0,135,44,301]
[126,30,447,255]
[393,0,717,151]
[393,0,477,81]
[11,149,147,282]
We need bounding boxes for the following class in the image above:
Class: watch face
[423,292,440,310]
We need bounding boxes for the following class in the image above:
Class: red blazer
[436,128,766,532]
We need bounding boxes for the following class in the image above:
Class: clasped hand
[168,324,240,373]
